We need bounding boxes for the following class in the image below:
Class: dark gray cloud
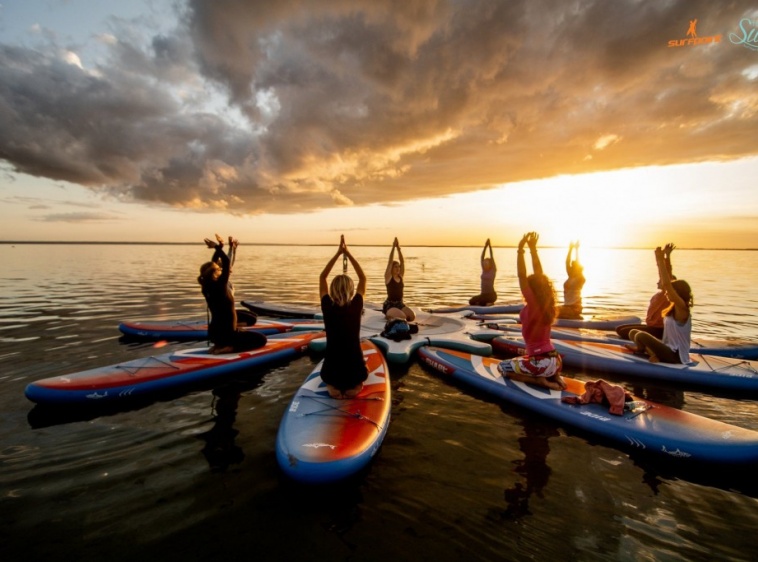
[1,0,756,215]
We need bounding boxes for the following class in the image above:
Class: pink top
[645,291,669,327]
[519,285,555,356]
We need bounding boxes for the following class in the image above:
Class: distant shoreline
[0,241,754,250]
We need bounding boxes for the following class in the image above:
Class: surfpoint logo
[729,18,758,51]
[668,19,722,47]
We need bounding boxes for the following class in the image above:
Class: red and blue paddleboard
[25,331,325,405]
[118,318,321,340]
[276,340,391,483]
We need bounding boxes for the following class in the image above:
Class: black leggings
[629,329,681,363]
[616,323,663,340]
[214,329,267,352]
[469,292,497,306]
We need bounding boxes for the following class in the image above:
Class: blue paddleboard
[418,346,758,464]
[492,336,758,393]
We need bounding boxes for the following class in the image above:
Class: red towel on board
[561,380,632,415]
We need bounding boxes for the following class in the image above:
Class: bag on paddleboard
[381,319,417,341]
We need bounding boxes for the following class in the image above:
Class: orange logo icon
[687,19,697,38]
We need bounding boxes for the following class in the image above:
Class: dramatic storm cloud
[1,0,756,216]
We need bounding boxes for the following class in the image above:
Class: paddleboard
[468,313,641,330]
[308,309,492,363]
[25,331,325,405]
[492,336,758,393]
[118,318,322,340]
[241,300,384,319]
[425,303,524,314]
[483,323,758,360]
[242,300,322,319]
[276,340,391,483]
[418,346,758,464]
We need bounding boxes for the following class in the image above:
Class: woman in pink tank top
[498,232,566,391]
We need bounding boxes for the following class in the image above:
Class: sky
[1,0,757,248]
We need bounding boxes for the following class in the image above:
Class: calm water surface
[1,244,757,561]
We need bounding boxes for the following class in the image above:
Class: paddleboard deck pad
[276,340,391,483]
[418,346,758,464]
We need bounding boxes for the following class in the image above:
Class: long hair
[664,279,694,316]
[527,273,557,325]
[329,274,355,307]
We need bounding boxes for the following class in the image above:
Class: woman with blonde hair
[319,235,368,399]
[556,240,585,320]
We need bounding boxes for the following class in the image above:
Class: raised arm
[482,238,496,269]
[655,246,688,322]
[205,236,231,283]
[343,241,366,296]
[527,232,543,277]
[663,242,675,278]
[320,237,344,298]
[227,235,238,270]
[384,238,397,283]
[396,239,405,277]
[516,234,529,294]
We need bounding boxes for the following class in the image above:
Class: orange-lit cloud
[1,0,756,217]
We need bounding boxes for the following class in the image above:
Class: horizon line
[0,241,755,251]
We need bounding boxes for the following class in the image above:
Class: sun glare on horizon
[485,165,721,249]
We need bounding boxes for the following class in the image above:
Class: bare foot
[343,383,364,398]
[326,385,344,399]
[648,355,660,364]
[211,345,234,355]
[541,379,563,391]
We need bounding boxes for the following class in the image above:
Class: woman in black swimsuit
[319,235,368,399]
[383,237,415,321]
[198,234,266,354]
